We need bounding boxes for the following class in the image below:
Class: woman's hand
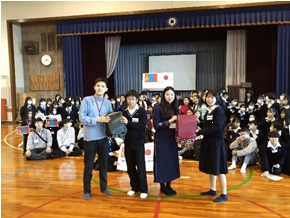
[169,115,177,124]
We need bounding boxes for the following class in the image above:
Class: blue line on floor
[1,160,44,181]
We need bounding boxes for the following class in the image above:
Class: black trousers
[124,139,148,193]
[83,138,109,194]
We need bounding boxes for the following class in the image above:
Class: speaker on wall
[23,42,39,55]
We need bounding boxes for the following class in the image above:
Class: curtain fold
[114,41,226,96]
[225,29,246,88]
[81,35,106,97]
[63,36,84,98]
[56,5,290,35]
[276,24,290,95]
[105,36,121,78]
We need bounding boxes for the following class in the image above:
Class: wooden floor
[1,124,290,218]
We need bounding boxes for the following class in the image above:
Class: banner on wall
[117,142,154,172]
[142,72,173,91]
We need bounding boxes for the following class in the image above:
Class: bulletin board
[30,74,60,91]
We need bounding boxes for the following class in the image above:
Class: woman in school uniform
[196,90,228,203]
[153,86,180,196]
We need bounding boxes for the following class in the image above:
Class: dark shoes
[101,189,112,195]
[213,194,228,203]
[84,193,91,200]
[161,185,177,196]
[200,189,217,196]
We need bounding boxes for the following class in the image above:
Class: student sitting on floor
[228,127,258,174]
[25,118,53,160]
[54,119,83,157]
[260,131,287,177]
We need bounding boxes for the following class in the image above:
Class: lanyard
[94,96,104,115]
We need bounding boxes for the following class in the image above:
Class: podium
[227,85,244,102]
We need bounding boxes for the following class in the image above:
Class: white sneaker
[140,193,148,199]
[240,168,246,174]
[127,190,135,196]
[228,165,237,170]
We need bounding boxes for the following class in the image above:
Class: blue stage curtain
[276,24,290,95]
[63,36,84,98]
[56,5,290,35]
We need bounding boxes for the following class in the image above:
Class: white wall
[0,0,274,121]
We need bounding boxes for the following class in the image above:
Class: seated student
[270,121,288,144]
[259,108,277,137]
[249,120,265,149]
[20,110,35,155]
[77,123,84,150]
[260,131,288,176]
[225,117,240,160]
[94,137,121,172]
[236,103,249,128]
[61,102,78,125]
[228,127,258,174]
[55,119,83,157]
[45,110,60,151]
[25,118,53,160]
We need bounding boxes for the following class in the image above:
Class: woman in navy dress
[153,86,180,196]
[195,90,228,203]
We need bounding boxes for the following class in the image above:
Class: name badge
[207,115,213,120]
[132,118,139,122]
[34,138,39,144]
[271,149,278,153]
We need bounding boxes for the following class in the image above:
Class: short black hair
[271,121,282,131]
[94,77,108,87]
[239,127,250,134]
[126,90,139,99]
[268,131,280,138]
[249,120,259,126]
[35,118,43,123]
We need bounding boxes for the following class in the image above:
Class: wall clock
[41,54,52,66]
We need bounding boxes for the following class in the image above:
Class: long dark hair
[160,86,178,119]
[24,97,33,106]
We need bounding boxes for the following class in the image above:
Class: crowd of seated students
[175,89,290,176]
[17,90,290,177]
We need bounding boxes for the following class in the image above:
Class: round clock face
[41,54,52,66]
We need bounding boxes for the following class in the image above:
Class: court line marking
[16,172,286,218]
[2,129,286,218]
[3,130,84,158]
[1,160,45,181]
[3,131,23,151]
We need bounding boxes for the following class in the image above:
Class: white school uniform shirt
[57,127,75,152]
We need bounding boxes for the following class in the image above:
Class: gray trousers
[26,147,52,160]
[232,152,257,165]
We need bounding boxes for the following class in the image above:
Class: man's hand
[25,150,31,157]
[232,150,237,156]
[46,147,52,153]
[98,115,111,123]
